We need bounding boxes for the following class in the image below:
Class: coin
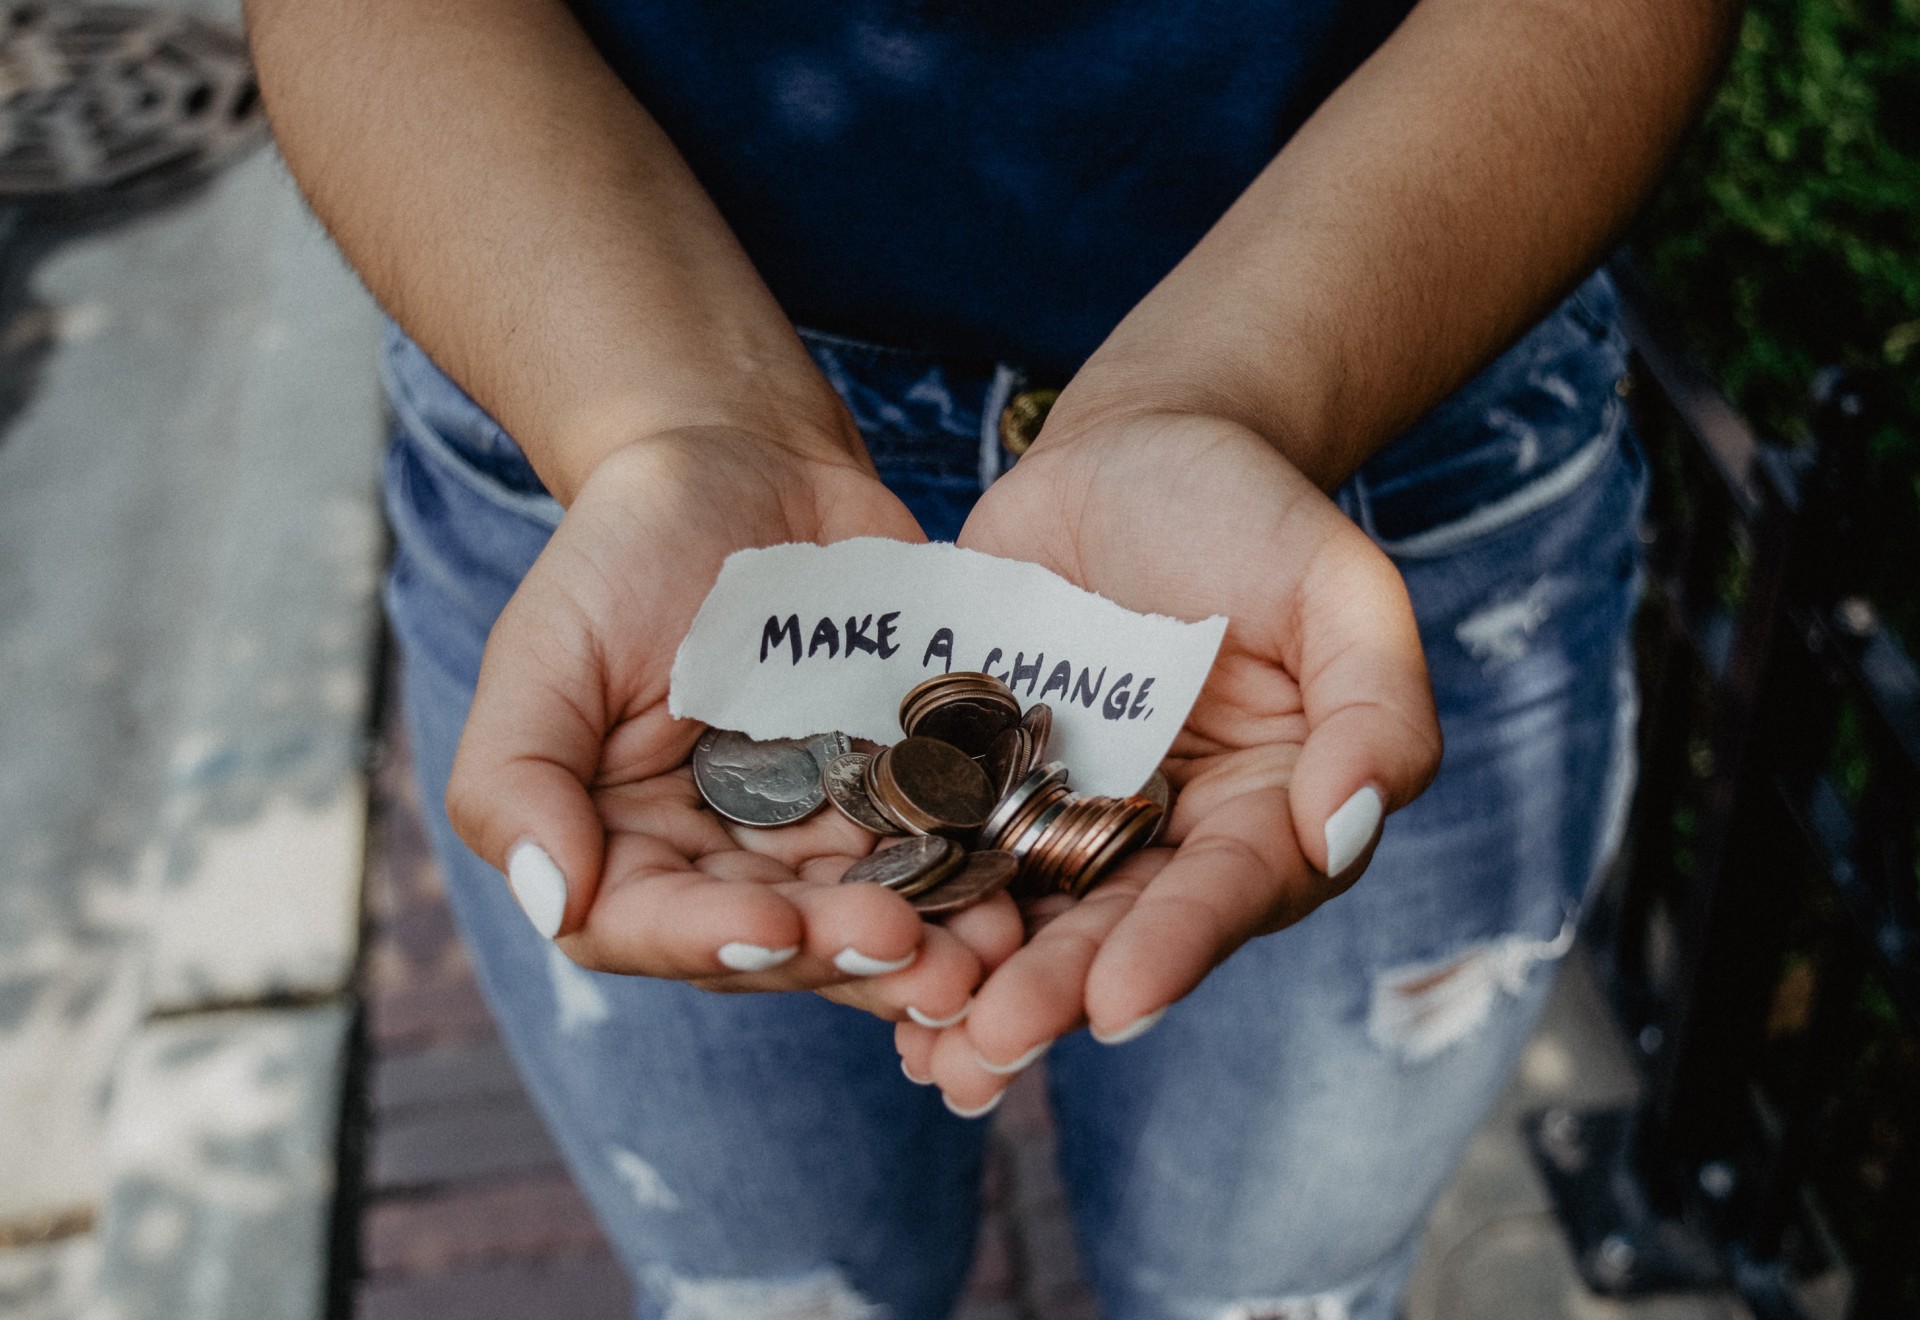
[913,850,1018,916]
[823,752,906,836]
[900,672,1021,758]
[840,834,954,892]
[807,731,853,768]
[981,761,1069,849]
[692,728,825,827]
[1020,702,1053,759]
[985,725,1036,801]
[1139,768,1171,844]
[874,736,995,836]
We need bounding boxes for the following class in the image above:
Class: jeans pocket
[1352,270,1631,552]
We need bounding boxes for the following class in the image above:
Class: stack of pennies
[691,671,1172,919]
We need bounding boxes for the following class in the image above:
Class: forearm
[246,0,855,503]
[1050,0,1741,487]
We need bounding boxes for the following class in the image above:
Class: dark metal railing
[1528,259,1920,1320]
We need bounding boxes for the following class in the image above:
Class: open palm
[901,412,1442,1107]
[447,428,1019,1022]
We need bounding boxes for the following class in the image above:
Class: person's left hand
[895,409,1443,1112]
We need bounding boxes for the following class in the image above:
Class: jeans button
[998,388,1058,456]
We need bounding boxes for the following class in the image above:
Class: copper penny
[883,736,994,834]
[913,850,1019,917]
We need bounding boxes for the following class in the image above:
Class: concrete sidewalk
[0,0,387,1310]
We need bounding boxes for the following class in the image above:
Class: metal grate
[0,3,262,203]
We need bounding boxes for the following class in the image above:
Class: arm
[245,0,853,500]
[915,0,1738,1109]
[248,0,1019,1018]
[1051,0,1742,486]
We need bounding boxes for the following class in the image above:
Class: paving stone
[94,1003,350,1320]
[370,1036,522,1117]
[361,1174,606,1278]
[0,25,381,1230]
[0,1234,101,1320]
[960,1209,1016,1302]
[366,974,496,1048]
[141,141,385,1012]
[369,1097,564,1192]
[356,1252,631,1320]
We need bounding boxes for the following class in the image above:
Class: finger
[1083,777,1314,1034]
[785,871,930,979]
[935,891,1026,973]
[895,1019,938,1085]
[566,834,810,977]
[927,1023,1015,1118]
[960,863,1156,1068]
[447,565,641,940]
[815,924,981,1025]
[1286,528,1442,878]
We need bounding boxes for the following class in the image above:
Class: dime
[823,752,906,836]
[807,731,853,769]
[874,736,995,836]
[840,834,954,892]
[692,728,825,827]
[913,849,1019,917]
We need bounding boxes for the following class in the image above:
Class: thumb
[445,576,614,941]
[1285,532,1441,881]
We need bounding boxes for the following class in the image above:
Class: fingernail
[506,839,567,939]
[834,947,917,977]
[943,1090,1005,1119]
[901,1058,933,1086]
[717,942,799,972]
[976,1039,1050,1076]
[1325,785,1384,877]
[907,1000,972,1029]
[1091,1006,1167,1046]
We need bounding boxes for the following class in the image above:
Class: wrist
[536,394,866,506]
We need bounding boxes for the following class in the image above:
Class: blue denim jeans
[380,270,1646,1320]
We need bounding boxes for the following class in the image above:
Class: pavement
[0,13,1754,1313]
[0,0,385,1311]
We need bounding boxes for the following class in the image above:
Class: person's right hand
[445,427,1023,1024]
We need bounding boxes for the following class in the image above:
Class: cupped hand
[446,427,1023,1020]
[906,411,1443,1110]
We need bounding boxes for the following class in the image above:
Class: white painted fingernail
[944,1090,1005,1119]
[506,839,567,939]
[976,1039,1050,1076]
[1325,785,1384,876]
[907,1001,972,1029]
[717,942,798,972]
[901,1058,933,1086]
[1091,1006,1167,1046]
[834,947,917,977]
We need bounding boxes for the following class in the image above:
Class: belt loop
[979,362,1024,491]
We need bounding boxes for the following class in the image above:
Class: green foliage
[1636,0,1920,632]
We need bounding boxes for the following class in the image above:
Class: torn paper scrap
[668,538,1227,798]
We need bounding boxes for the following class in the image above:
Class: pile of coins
[690,672,1170,917]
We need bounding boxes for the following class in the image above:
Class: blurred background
[0,0,1912,1317]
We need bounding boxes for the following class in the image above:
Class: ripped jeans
[380,269,1646,1320]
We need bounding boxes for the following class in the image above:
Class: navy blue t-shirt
[568,1,1415,377]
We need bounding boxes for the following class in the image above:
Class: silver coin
[692,728,826,827]
[841,835,954,891]
[981,761,1069,848]
[807,731,853,769]
[823,752,906,836]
